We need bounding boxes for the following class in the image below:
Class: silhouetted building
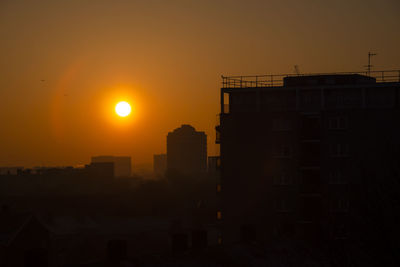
[0,167,23,175]
[207,156,220,174]
[167,125,207,174]
[86,161,115,180]
[0,208,51,267]
[153,154,167,175]
[216,71,400,244]
[91,156,131,177]
[0,163,115,196]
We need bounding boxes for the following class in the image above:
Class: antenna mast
[365,52,377,76]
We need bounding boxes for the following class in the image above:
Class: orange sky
[0,0,399,169]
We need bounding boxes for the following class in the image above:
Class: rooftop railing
[222,70,400,88]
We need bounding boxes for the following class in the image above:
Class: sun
[115,101,131,117]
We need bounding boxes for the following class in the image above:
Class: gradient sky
[0,0,399,169]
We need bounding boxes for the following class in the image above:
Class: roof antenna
[364,52,377,76]
[294,65,300,75]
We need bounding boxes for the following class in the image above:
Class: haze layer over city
[1,0,399,168]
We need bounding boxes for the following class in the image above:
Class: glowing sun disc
[115,101,131,117]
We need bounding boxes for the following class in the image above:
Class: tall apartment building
[216,71,400,244]
[91,156,131,177]
[167,125,207,174]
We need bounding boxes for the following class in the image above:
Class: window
[330,144,349,157]
[217,211,222,220]
[275,145,292,158]
[367,88,396,107]
[301,92,320,108]
[331,198,349,212]
[328,117,347,130]
[275,198,293,212]
[273,118,292,131]
[217,234,222,245]
[276,222,295,237]
[328,171,347,184]
[216,184,222,193]
[333,223,347,239]
[274,173,293,185]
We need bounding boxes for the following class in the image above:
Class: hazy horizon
[1,0,399,168]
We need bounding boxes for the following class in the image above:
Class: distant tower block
[91,156,131,177]
[153,154,167,175]
[167,125,207,174]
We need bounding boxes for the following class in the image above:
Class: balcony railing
[222,70,400,89]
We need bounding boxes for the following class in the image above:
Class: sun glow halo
[115,101,131,117]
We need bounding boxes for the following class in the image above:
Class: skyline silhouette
[1,1,400,266]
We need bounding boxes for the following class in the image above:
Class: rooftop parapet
[222,70,400,89]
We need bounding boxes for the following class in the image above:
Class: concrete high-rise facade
[167,125,207,174]
[216,71,400,244]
